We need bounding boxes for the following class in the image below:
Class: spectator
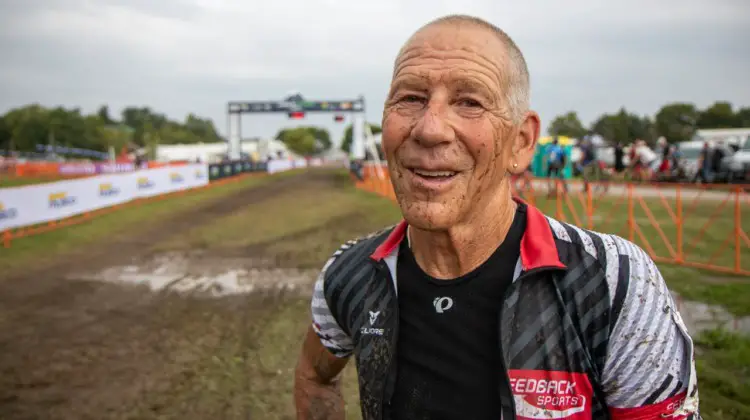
[669,143,684,179]
[614,141,625,174]
[711,140,726,174]
[630,139,657,182]
[544,136,567,195]
[656,137,671,175]
[578,137,598,191]
[693,142,712,184]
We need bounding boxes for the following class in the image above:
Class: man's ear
[509,111,541,174]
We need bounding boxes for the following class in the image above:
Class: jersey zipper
[498,266,567,420]
[375,259,399,420]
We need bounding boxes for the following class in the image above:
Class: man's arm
[294,326,350,420]
[603,238,701,419]
[294,264,355,420]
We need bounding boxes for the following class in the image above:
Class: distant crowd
[512,134,748,195]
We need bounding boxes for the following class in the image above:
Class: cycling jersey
[311,199,701,420]
[548,145,565,165]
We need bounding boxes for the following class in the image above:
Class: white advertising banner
[0,163,209,231]
[267,160,294,174]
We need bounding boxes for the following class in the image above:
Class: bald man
[294,15,701,420]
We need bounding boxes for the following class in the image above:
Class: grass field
[0,168,748,419]
[0,174,75,188]
[0,172,301,275]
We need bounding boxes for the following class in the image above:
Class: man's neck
[408,183,518,280]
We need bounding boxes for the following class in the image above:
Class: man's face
[381,24,538,230]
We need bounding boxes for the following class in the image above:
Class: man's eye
[401,95,424,103]
[457,98,482,108]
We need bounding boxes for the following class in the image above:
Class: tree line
[548,101,750,144]
[0,103,377,159]
[0,104,225,157]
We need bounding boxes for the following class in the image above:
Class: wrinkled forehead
[393,24,509,86]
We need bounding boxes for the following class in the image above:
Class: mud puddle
[69,251,319,298]
[69,253,750,336]
[672,291,750,336]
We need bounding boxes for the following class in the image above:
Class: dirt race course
[0,170,384,420]
[1,168,749,420]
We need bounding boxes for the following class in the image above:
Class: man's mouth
[409,168,458,180]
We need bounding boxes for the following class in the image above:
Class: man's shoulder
[544,215,650,268]
[320,225,396,285]
[543,215,663,312]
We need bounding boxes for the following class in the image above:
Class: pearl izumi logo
[360,310,384,336]
[433,297,454,313]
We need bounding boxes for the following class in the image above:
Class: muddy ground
[2,169,748,419]
[0,171,368,420]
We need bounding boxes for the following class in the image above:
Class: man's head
[381,15,540,230]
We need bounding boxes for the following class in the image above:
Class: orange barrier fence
[1,173,263,249]
[356,166,750,276]
[3,160,180,178]
[7,161,65,177]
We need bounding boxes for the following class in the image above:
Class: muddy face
[381,23,521,230]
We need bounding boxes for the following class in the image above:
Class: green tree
[697,101,736,128]
[306,126,332,151]
[591,108,655,144]
[97,105,114,125]
[0,103,221,157]
[735,107,750,128]
[0,116,10,154]
[547,111,587,138]
[3,105,50,152]
[279,127,317,155]
[340,123,382,154]
[183,113,220,142]
[654,103,699,142]
[274,126,331,154]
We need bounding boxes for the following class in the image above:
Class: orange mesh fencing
[357,165,750,276]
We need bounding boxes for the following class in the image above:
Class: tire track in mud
[1,170,335,288]
[0,170,329,384]
[0,170,342,419]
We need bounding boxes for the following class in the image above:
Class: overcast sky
[1,0,749,145]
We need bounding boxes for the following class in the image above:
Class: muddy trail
[0,170,349,420]
[2,170,340,284]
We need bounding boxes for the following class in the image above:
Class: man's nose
[412,100,455,147]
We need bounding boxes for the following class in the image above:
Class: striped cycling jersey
[310,200,701,420]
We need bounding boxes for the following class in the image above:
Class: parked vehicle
[720,136,750,183]
[675,140,705,180]
[693,128,750,183]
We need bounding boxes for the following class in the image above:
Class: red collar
[370,198,566,271]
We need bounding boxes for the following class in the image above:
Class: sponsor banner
[98,162,137,174]
[508,369,593,420]
[58,163,97,176]
[267,159,296,174]
[91,172,135,211]
[58,162,138,176]
[0,163,209,231]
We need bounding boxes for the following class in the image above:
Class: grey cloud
[0,0,748,142]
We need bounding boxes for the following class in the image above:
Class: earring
[513,162,518,169]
